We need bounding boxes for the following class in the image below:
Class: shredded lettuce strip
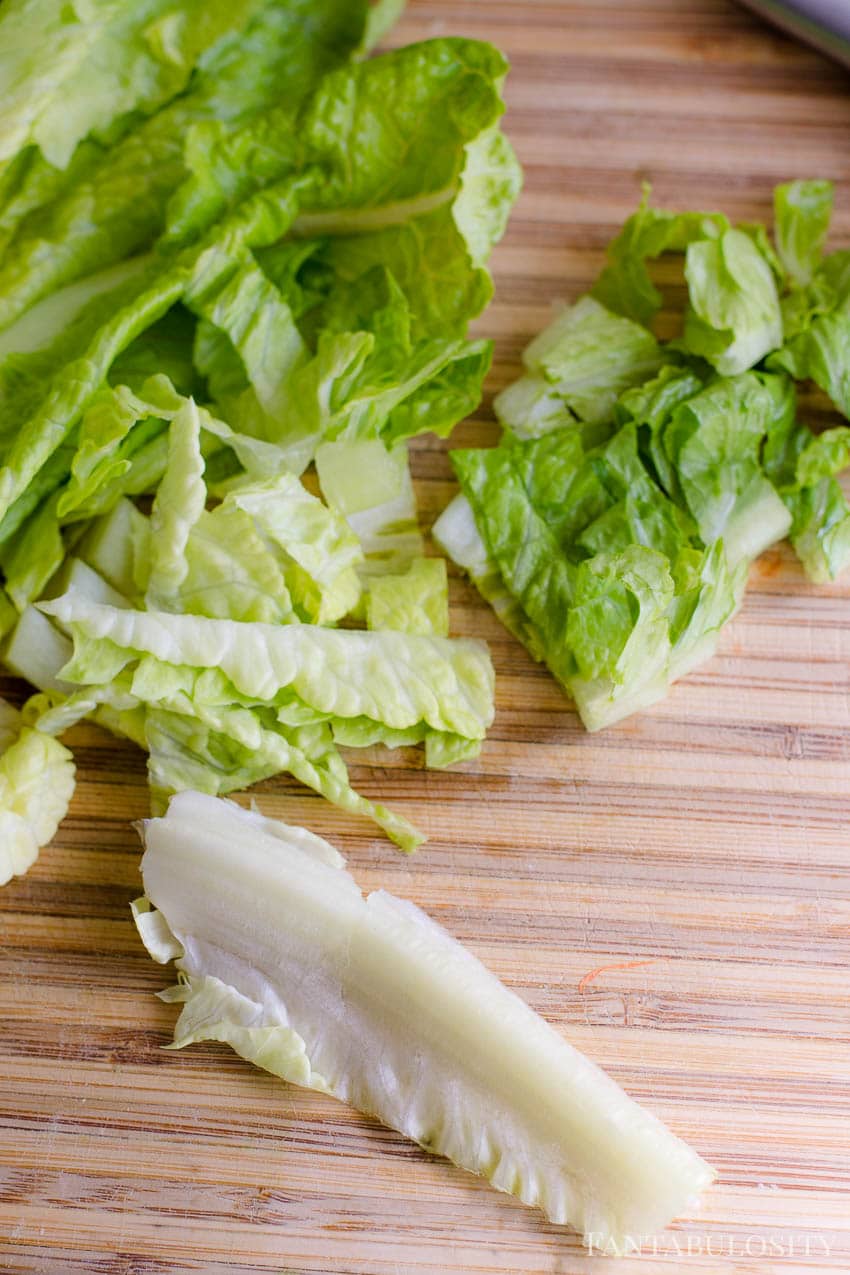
[134,791,716,1249]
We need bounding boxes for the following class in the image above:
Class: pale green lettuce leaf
[134,790,715,1248]
[501,295,664,428]
[142,703,423,849]
[316,439,425,579]
[366,558,449,637]
[0,698,75,885]
[683,228,783,375]
[143,397,206,606]
[42,594,494,744]
[774,179,833,289]
[228,475,362,625]
[2,604,73,692]
[172,505,296,624]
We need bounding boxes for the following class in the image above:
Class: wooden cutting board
[2,2,850,1272]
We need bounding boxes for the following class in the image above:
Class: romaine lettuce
[133,791,715,1249]
[0,695,75,884]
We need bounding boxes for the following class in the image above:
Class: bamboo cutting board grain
[2,2,850,1272]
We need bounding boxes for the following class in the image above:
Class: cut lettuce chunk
[683,229,783,375]
[41,595,494,745]
[366,558,449,637]
[774,179,833,289]
[0,695,75,885]
[2,605,73,693]
[317,439,425,579]
[502,295,665,428]
[135,791,715,1247]
[591,187,728,326]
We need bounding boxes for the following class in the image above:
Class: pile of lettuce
[0,1,522,873]
[435,180,850,730]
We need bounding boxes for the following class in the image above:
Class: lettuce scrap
[133,791,715,1249]
[439,182,850,730]
[0,695,75,884]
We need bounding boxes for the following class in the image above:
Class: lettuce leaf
[41,594,494,744]
[0,695,75,885]
[0,0,262,174]
[134,791,715,1247]
[497,296,664,431]
[774,179,833,289]
[683,228,783,375]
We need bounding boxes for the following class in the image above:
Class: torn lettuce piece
[77,498,149,598]
[144,705,423,851]
[591,187,729,326]
[769,309,850,419]
[142,397,207,607]
[228,475,362,625]
[502,295,665,428]
[431,493,546,661]
[0,695,75,885]
[41,595,494,747]
[784,474,850,584]
[662,373,792,564]
[2,604,73,693]
[316,439,425,579]
[774,179,833,290]
[366,558,449,637]
[166,504,296,624]
[0,0,262,173]
[683,228,783,375]
[135,791,715,1247]
[446,399,773,730]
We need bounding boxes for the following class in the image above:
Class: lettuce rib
[136,791,715,1249]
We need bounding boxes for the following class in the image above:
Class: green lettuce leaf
[661,372,792,563]
[683,228,783,375]
[0,0,378,331]
[42,594,494,745]
[0,0,262,173]
[366,558,449,637]
[774,179,833,289]
[0,696,75,885]
[497,295,664,430]
[142,397,207,607]
[769,310,850,418]
[229,475,362,625]
[591,186,728,326]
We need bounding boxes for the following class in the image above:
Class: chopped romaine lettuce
[0,695,75,884]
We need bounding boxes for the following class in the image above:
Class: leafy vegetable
[0,18,519,856]
[135,791,716,1248]
[0,695,75,884]
[441,183,850,730]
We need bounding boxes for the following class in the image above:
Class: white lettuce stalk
[135,791,715,1248]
